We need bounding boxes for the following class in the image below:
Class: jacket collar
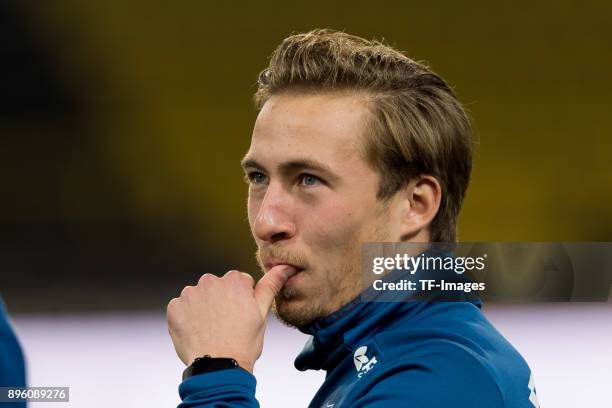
[293,253,481,372]
[294,294,427,371]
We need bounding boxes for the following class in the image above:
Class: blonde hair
[254,29,473,242]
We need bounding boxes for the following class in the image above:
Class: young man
[167,29,539,407]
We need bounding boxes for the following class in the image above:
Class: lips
[264,259,304,273]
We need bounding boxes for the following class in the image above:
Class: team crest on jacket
[353,345,378,378]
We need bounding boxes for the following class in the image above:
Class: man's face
[242,91,393,328]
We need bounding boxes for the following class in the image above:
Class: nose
[253,183,296,243]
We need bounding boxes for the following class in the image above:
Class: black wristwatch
[182,355,241,381]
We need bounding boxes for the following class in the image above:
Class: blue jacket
[178,275,538,407]
[0,297,27,408]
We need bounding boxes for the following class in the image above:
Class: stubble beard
[255,247,323,328]
[255,207,392,329]
[274,260,360,329]
[255,245,365,329]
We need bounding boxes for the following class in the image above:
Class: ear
[398,175,442,241]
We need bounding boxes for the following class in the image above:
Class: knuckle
[198,273,216,284]
[180,285,193,297]
[167,297,178,309]
[166,297,179,316]
[225,270,254,286]
[240,272,255,285]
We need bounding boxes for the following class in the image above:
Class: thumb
[254,264,299,318]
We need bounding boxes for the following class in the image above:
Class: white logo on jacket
[353,346,378,378]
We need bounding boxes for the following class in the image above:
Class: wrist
[186,352,254,374]
[236,359,254,374]
[183,355,251,381]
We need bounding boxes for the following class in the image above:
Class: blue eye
[248,172,268,185]
[301,174,320,186]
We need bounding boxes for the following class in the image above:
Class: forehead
[248,91,371,167]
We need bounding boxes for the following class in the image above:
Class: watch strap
[182,355,241,381]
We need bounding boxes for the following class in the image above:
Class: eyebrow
[240,157,340,181]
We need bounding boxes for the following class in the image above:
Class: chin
[272,296,323,329]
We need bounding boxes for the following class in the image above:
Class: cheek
[303,201,364,252]
[302,203,368,297]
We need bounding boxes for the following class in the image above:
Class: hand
[166,265,297,373]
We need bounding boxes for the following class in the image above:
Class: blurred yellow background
[1,1,610,311]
